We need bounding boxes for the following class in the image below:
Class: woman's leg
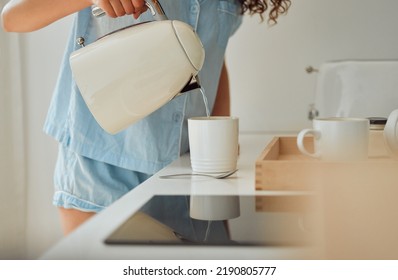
[58,207,96,235]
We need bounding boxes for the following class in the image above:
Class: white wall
[20,16,74,259]
[2,0,398,259]
[226,0,398,132]
[1,31,26,259]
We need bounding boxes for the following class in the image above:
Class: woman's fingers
[94,0,147,18]
[131,0,147,18]
[120,0,135,15]
[132,0,146,11]
[95,0,117,17]
[109,0,125,17]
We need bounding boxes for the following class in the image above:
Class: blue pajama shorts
[52,144,151,213]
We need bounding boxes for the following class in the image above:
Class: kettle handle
[91,0,167,21]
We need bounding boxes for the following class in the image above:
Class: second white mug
[297,117,370,161]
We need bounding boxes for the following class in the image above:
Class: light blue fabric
[44,0,242,175]
[53,144,151,212]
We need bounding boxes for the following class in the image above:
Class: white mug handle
[297,129,321,158]
[384,109,398,158]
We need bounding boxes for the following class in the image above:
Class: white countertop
[41,133,319,260]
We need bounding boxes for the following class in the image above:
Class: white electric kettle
[384,109,398,158]
[69,0,205,134]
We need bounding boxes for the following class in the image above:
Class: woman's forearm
[1,0,92,32]
[212,61,231,116]
[1,0,147,32]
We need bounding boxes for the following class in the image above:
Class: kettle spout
[173,75,201,99]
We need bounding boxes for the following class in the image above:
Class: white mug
[188,116,239,173]
[297,117,370,161]
[384,109,398,158]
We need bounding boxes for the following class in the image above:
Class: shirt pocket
[217,0,242,47]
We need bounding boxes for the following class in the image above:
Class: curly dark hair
[238,0,291,24]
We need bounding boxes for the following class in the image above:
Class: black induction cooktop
[104,194,316,247]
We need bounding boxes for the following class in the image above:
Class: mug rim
[188,116,239,121]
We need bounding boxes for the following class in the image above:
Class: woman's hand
[93,0,148,19]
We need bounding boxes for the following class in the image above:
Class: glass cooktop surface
[104,194,316,247]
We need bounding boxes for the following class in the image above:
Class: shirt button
[190,5,199,14]
[173,113,182,123]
